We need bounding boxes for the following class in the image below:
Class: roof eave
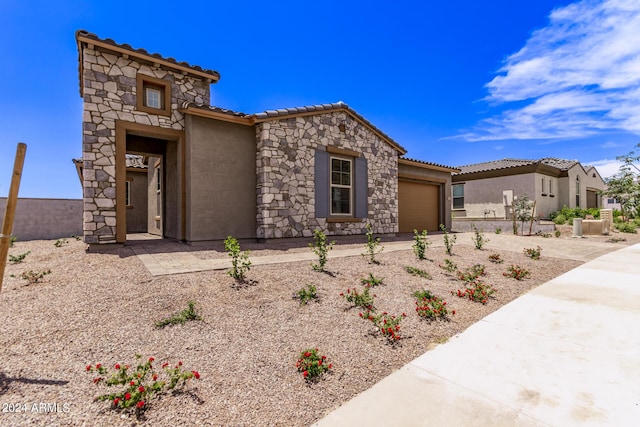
[398,158,460,173]
[179,105,254,126]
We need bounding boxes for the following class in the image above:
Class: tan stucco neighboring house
[75,30,457,244]
[451,158,606,219]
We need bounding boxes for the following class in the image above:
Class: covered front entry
[398,180,440,232]
[115,120,185,243]
[586,189,600,209]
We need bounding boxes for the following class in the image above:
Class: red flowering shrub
[452,280,496,304]
[413,290,453,320]
[86,354,200,417]
[365,312,407,344]
[503,265,530,280]
[296,348,332,382]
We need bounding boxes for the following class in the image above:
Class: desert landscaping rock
[0,232,635,426]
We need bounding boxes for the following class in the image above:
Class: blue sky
[1,0,639,198]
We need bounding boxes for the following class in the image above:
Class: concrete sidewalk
[313,243,640,427]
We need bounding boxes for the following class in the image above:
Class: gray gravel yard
[0,233,615,426]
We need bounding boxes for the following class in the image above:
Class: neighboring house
[451,158,606,219]
[75,30,458,244]
[602,196,621,211]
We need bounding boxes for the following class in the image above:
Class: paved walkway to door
[129,232,629,276]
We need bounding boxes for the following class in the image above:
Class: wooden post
[0,143,27,293]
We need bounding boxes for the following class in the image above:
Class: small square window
[145,86,162,109]
[136,74,171,116]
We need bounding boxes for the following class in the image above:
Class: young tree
[603,170,639,220]
[617,142,640,174]
[513,195,533,235]
[605,143,640,220]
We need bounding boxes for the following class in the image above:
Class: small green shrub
[440,224,456,256]
[9,251,30,264]
[224,236,251,281]
[457,264,486,282]
[471,224,488,249]
[294,284,319,305]
[360,273,384,287]
[615,222,638,234]
[72,235,82,241]
[554,229,561,238]
[54,238,69,247]
[9,236,17,247]
[523,246,542,260]
[404,266,432,279]
[438,258,458,273]
[495,228,502,234]
[340,286,375,313]
[362,223,383,264]
[552,214,566,225]
[310,230,335,272]
[296,348,332,382]
[155,301,202,328]
[20,269,51,284]
[550,206,600,223]
[412,229,430,260]
[503,265,530,280]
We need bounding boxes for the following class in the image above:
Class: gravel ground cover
[0,233,605,426]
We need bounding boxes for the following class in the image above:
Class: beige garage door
[399,180,439,232]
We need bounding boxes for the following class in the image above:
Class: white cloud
[587,158,624,178]
[600,141,622,148]
[465,0,640,141]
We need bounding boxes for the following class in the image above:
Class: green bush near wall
[550,206,601,223]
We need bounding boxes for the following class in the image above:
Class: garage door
[398,180,440,233]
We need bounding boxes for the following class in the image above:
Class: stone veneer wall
[255,111,399,239]
[80,46,210,243]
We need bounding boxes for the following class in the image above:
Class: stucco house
[451,158,606,219]
[75,30,457,245]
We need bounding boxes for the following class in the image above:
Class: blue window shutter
[315,150,329,218]
[355,156,368,218]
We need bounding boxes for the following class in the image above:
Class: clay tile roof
[75,30,220,95]
[455,158,537,175]
[180,101,248,118]
[399,157,460,172]
[539,157,579,170]
[252,101,406,154]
